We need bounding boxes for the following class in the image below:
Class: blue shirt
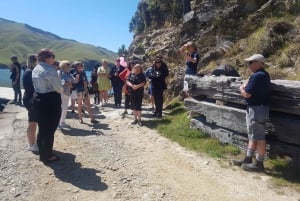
[32,62,63,94]
[58,70,77,96]
[72,70,88,93]
[245,68,270,106]
[144,67,153,89]
[22,68,34,101]
[185,52,200,75]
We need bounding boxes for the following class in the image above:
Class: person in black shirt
[22,54,38,152]
[110,58,125,107]
[91,63,100,105]
[126,64,146,126]
[10,56,22,105]
[233,54,270,172]
[72,61,98,124]
[150,56,169,118]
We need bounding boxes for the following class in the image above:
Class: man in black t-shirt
[10,56,22,105]
[233,54,270,172]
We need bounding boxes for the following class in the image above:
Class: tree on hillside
[117,44,129,57]
[129,0,184,34]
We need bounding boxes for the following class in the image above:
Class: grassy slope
[0,18,117,67]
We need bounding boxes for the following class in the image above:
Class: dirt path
[1,95,300,201]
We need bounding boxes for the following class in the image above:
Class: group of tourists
[9,48,171,165]
[9,41,270,173]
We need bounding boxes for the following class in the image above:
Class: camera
[150,70,161,78]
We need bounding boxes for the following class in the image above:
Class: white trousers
[60,94,70,125]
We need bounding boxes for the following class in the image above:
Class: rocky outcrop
[184,76,300,168]
[128,0,300,99]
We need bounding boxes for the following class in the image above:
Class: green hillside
[0,18,117,70]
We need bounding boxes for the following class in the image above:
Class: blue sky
[1,0,140,52]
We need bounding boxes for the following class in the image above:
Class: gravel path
[0,93,300,201]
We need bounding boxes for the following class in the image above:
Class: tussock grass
[144,99,240,158]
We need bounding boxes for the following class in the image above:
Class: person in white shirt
[32,48,63,164]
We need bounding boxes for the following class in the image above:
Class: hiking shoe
[138,120,143,126]
[241,161,264,172]
[232,156,252,166]
[131,119,138,125]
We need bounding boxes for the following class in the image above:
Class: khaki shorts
[246,105,269,141]
[71,90,77,100]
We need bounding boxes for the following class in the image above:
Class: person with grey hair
[22,54,38,152]
[232,54,270,172]
[32,48,63,164]
[57,60,78,130]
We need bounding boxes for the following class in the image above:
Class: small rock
[204,161,210,165]
[112,192,118,198]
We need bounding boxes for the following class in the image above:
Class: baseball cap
[244,54,265,63]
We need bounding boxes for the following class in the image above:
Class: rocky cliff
[128,0,300,98]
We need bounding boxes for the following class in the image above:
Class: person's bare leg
[27,122,37,145]
[77,97,83,123]
[256,140,266,157]
[84,97,94,120]
[104,90,108,103]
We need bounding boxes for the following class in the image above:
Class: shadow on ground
[61,122,110,136]
[47,151,108,191]
[0,98,10,112]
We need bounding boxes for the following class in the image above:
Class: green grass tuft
[144,100,240,158]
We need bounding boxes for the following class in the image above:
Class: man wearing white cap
[233,54,270,172]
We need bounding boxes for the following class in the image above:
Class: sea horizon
[0,69,92,88]
[0,69,12,88]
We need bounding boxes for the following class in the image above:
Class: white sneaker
[27,144,39,152]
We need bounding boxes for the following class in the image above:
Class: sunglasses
[248,60,257,65]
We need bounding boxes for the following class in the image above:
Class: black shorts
[24,102,38,122]
[131,92,143,111]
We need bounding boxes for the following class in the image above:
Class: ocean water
[0,69,92,88]
[0,69,12,88]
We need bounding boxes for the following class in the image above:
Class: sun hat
[244,54,265,63]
